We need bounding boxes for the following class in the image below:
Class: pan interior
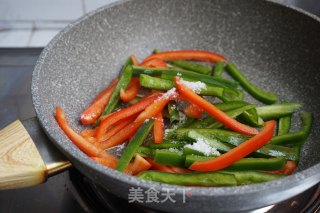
[33,0,320,191]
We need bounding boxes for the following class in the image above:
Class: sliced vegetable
[120,77,140,102]
[124,154,152,175]
[136,146,155,158]
[130,54,139,66]
[149,140,186,149]
[153,112,164,143]
[189,120,275,171]
[154,149,185,167]
[116,119,154,172]
[145,158,176,173]
[169,60,212,74]
[256,103,302,121]
[140,58,167,68]
[98,114,137,143]
[96,92,161,140]
[278,115,292,136]
[132,66,238,89]
[220,171,284,185]
[265,160,297,175]
[102,58,133,116]
[184,104,203,119]
[55,107,112,159]
[270,112,313,145]
[91,156,118,169]
[173,128,300,161]
[213,61,224,78]
[187,130,233,153]
[188,104,255,129]
[81,78,118,125]
[141,50,226,64]
[138,170,237,186]
[97,90,175,149]
[185,155,285,171]
[174,77,259,135]
[139,74,224,97]
[225,63,277,104]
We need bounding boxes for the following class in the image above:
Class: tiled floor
[0,0,319,47]
[0,0,117,47]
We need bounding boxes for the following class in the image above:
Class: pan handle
[0,120,71,190]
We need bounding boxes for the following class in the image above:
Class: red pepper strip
[84,136,97,144]
[189,120,276,172]
[91,156,119,169]
[153,112,164,144]
[120,77,141,102]
[92,155,151,175]
[141,50,226,64]
[145,158,175,173]
[81,78,118,125]
[167,166,191,174]
[97,114,138,143]
[55,107,113,159]
[130,54,139,66]
[265,161,297,175]
[80,128,96,137]
[125,154,152,175]
[139,58,167,68]
[174,77,259,136]
[96,92,162,140]
[183,103,203,119]
[97,91,175,149]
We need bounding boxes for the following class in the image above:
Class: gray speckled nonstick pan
[31,0,320,212]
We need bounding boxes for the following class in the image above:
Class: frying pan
[1,0,320,212]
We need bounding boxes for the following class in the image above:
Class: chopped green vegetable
[225,63,277,104]
[116,119,154,172]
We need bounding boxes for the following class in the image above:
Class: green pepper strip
[277,115,292,136]
[139,74,224,97]
[213,61,225,78]
[149,140,186,149]
[270,112,313,145]
[132,66,238,89]
[256,103,302,121]
[169,60,212,75]
[115,119,154,172]
[185,155,285,171]
[187,130,233,152]
[138,170,237,186]
[136,146,155,158]
[102,58,133,116]
[154,149,185,167]
[219,171,284,185]
[171,129,300,161]
[225,63,277,104]
[238,107,263,127]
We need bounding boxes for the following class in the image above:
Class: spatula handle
[0,120,47,190]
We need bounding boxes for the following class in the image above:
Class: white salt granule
[168,148,182,154]
[184,138,220,157]
[180,79,206,94]
[157,88,177,101]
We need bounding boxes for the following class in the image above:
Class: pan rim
[31,0,320,207]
